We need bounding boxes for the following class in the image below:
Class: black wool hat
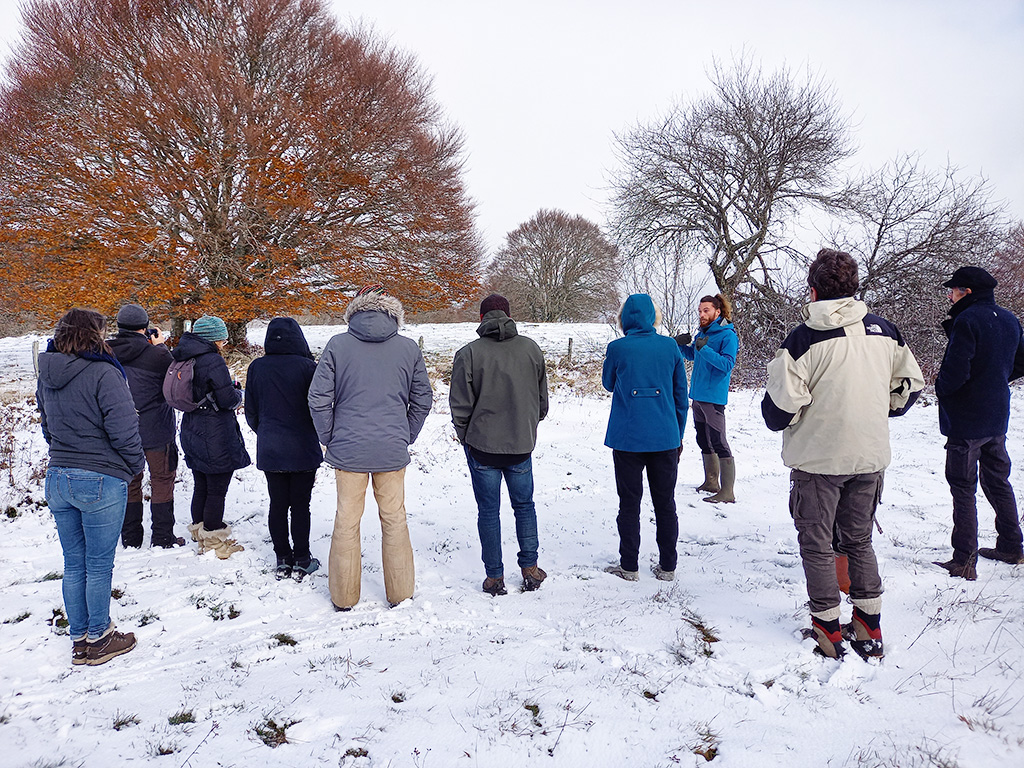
[480,293,510,317]
[943,266,998,290]
[116,303,149,330]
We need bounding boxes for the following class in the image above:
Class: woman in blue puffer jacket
[602,294,688,583]
[676,294,738,503]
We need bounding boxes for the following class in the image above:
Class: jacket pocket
[629,388,662,397]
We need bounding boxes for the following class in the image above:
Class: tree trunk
[226,320,248,348]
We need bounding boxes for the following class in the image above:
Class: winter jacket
[449,311,549,454]
[244,318,323,472]
[679,317,738,405]
[761,297,924,475]
[108,330,176,449]
[308,293,433,473]
[172,333,250,474]
[602,294,689,453]
[36,349,145,482]
[935,289,1024,439]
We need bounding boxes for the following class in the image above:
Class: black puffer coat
[244,318,323,472]
[172,333,251,474]
[108,330,176,449]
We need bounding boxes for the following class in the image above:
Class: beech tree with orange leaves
[0,0,481,342]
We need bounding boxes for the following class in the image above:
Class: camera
[145,328,159,339]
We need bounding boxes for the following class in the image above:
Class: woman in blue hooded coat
[602,294,688,582]
[676,294,739,503]
[245,318,324,580]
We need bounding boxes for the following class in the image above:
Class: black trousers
[946,435,1022,563]
[190,470,233,532]
[265,471,317,564]
[612,449,679,572]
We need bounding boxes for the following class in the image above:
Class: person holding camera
[108,304,185,549]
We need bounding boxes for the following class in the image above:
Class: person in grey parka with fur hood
[308,285,433,610]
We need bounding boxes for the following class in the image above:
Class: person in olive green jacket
[450,294,549,597]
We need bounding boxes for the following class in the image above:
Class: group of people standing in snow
[34,247,1023,668]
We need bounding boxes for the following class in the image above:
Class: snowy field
[1,321,1023,767]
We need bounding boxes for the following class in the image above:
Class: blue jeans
[46,468,128,639]
[464,447,539,578]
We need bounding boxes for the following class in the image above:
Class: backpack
[162,359,214,412]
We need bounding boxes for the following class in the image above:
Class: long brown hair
[699,294,732,322]
[52,309,112,356]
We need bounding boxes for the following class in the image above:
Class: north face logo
[865,323,883,334]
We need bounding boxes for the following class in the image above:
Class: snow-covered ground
[1,322,1023,767]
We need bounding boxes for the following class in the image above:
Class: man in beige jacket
[762,249,924,660]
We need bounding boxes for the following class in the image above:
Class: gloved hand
[695,336,709,350]
[674,333,692,347]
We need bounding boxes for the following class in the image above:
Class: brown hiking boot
[72,637,89,666]
[87,629,137,666]
[933,557,977,581]
[978,548,1024,564]
[482,576,507,596]
[521,566,547,591]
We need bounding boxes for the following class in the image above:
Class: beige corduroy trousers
[329,468,415,609]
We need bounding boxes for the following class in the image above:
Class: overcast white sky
[2,0,1022,254]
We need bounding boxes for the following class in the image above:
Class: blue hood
[620,294,657,334]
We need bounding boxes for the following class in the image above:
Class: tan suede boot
[187,522,204,542]
[197,526,245,559]
[696,453,721,493]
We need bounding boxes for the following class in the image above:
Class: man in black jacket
[450,294,549,596]
[108,304,183,548]
[934,267,1024,579]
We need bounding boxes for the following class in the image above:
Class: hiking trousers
[789,469,884,614]
[329,468,414,609]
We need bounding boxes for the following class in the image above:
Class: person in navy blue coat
[173,316,250,559]
[676,294,739,503]
[245,318,324,580]
[933,266,1024,579]
[602,294,688,582]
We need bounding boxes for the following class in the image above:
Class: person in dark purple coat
[172,315,250,559]
[245,318,324,580]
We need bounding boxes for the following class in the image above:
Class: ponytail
[699,294,732,322]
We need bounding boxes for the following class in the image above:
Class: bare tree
[610,55,854,305]
[620,239,705,335]
[827,155,1003,377]
[489,209,620,323]
[987,222,1024,322]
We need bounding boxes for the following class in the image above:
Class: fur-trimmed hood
[344,292,405,326]
[617,293,662,333]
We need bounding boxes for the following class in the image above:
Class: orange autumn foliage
[0,0,482,338]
